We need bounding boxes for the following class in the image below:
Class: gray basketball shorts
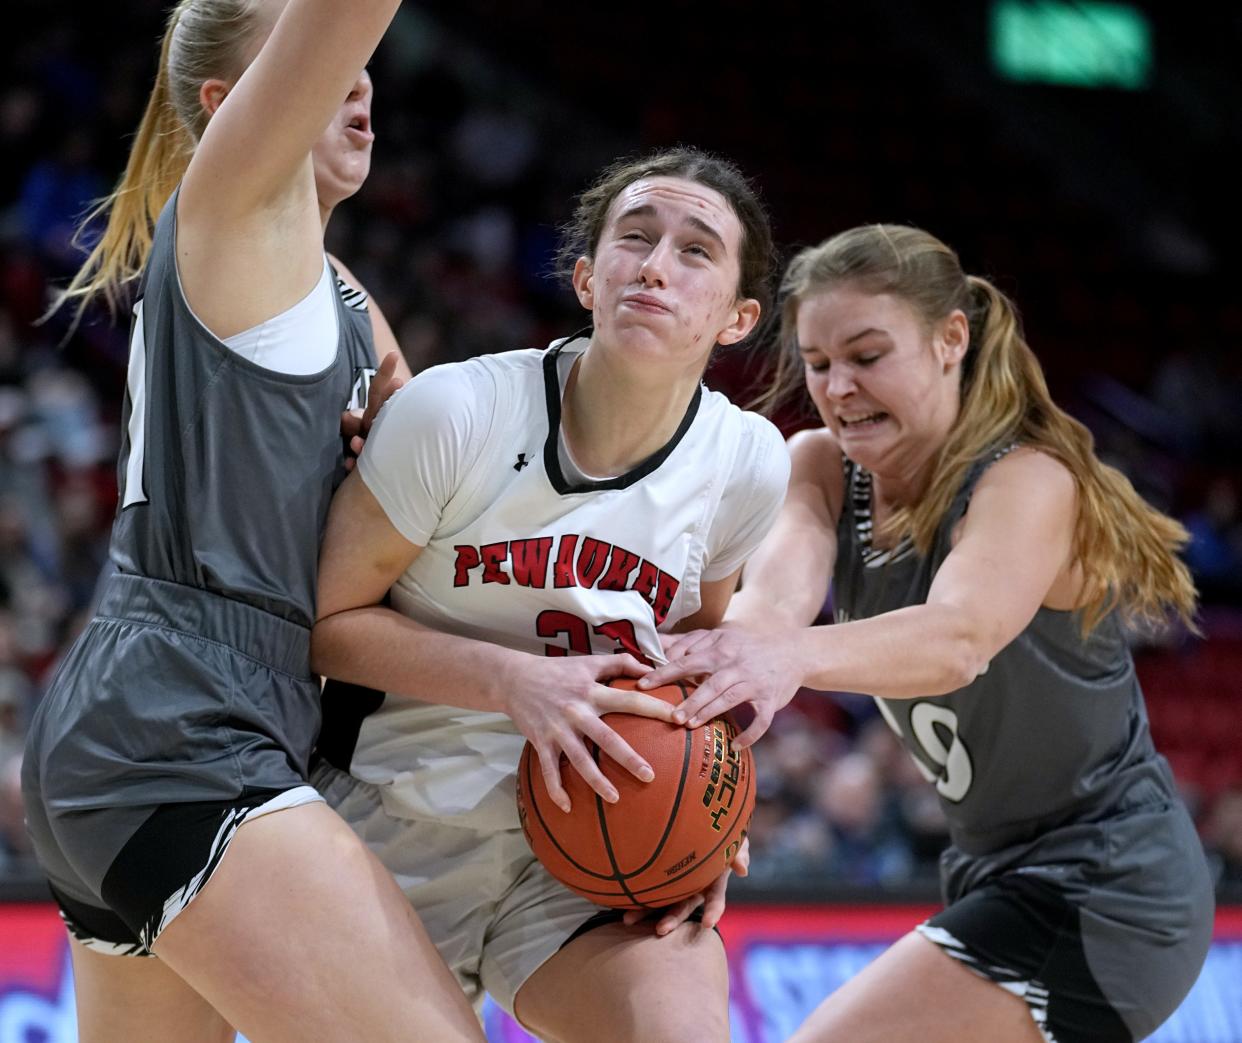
[311,760,615,1016]
[921,801,1214,1043]
[22,573,326,953]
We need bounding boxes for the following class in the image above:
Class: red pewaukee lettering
[553,534,579,588]
[575,537,611,587]
[480,542,510,584]
[453,545,481,587]
[510,537,553,588]
[451,534,680,625]
[598,546,640,591]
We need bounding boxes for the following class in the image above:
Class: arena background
[0,1,1239,1039]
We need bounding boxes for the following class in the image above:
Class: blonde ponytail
[48,0,261,327]
[775,225,1197,634]
[51,10,193,324]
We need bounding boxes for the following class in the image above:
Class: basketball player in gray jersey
[642,226,1213,1042]
[21,2,482,1041]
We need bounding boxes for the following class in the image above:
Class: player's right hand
[639,626,805,748]
[504,652,670,813]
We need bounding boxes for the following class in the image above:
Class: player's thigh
[789,932,1044,1043]
[151,800,484,1043]
[69,938,235,1043]
[514,920,729,1043]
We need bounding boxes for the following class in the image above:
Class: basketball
[515,678,755,909]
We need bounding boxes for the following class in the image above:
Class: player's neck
[868,449,939,528]
[561,351,700,477]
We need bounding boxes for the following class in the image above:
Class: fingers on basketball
[515,679,756,911]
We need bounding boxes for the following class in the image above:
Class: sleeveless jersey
[110,189,378,627]
[833,450,1178,860]
[321,335,790,832]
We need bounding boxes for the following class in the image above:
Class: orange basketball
[515,678,755,909]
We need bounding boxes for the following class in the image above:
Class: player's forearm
[310,605,522,713]
[726,581,822,633]
[793,602,991,699]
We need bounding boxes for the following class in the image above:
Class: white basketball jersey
[350,334,789,830]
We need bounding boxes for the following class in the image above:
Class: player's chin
[316,155,372,206]
[607,318,700,364]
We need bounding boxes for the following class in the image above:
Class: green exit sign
[991,0,1152,88]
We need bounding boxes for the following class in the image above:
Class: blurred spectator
[17,127,105,270]
[0,666,32,873]
[812,751,914,887]
[1183,478,1242,603]
[1150,345,1242,464]
[0,666,28,766]
[857,717,947,873]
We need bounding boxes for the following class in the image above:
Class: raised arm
[177,0,401,337]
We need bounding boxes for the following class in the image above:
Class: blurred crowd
[1,2,1240,895]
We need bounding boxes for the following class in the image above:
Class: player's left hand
[341,350,405,471]
[638,628,805,748]
[622,836,750,936]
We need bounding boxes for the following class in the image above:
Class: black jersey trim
[540,332,703,495]
[849,463,915,568]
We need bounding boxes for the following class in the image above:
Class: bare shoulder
[956,446,1079,550]
[788,425,840,461]
[788,427,846,522]
[975,446,1077,505]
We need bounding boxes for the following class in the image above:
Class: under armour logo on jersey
[514,453,530,471]
[346,366,377,412]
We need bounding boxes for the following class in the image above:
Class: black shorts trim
[49,786,312,956]
[922,873,1132,1043]
[560,905,711,950]
[50,884,152,957]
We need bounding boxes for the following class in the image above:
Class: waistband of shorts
[95,573,312,678]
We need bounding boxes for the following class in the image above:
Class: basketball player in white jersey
[310,148,791,1041]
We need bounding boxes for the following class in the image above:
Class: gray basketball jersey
[111,190,377,627]
[833,450,1178,860]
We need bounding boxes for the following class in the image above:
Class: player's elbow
[938,637,990,693]
[931,611,996,694]
[308,615,345,678]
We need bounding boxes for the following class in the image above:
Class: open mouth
[839,411,889,430]
[344,114,374,142]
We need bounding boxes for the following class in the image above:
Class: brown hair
[769,224,1196,633]
[50,0,265,324]
[557,146,776,332]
